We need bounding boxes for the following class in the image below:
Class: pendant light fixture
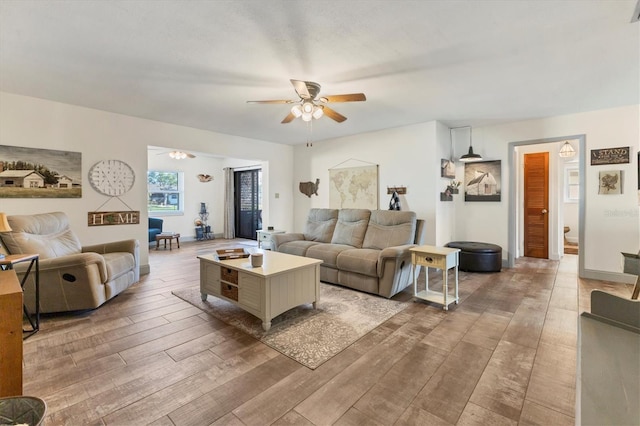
[455,126,482,162]
[558,141,576,158]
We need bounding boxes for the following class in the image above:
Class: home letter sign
[88,211,140,226]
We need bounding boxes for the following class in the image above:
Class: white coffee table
[198,250,322,331]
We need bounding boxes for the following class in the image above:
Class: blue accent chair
[148,217,163,242]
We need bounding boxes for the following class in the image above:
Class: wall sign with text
[590,146,630,165]
[88,211,140,226]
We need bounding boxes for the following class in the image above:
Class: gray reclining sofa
[272,208,425,298]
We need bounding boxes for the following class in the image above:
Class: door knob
[541,209,548,214]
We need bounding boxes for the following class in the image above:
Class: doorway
[508,135,585,275]
[234,169,262,240]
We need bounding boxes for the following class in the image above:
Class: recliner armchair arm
[83,239,139,255]
[13,252,109,282]
[83,239,140,282]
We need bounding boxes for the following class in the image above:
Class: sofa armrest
[378,244,415,275]
[379,244,415,259]
[272,233,305,251]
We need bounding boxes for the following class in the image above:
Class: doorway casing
[507,135,586,278]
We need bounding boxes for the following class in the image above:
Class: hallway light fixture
[559,141,576,158]
[457,126,483,162]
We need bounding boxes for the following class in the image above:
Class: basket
[220,267,238,284]
[221,283,238,301]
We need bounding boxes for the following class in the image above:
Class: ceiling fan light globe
[169,151,188,159]
[291,104,302,118]
[302,102,314,114]
[301,112,312,122]
[312,106,324,119]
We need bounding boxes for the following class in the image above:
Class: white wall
[454,105,639,281]
[0,92,294,272]
[291,105,638,281]
[2,91,637,281]
[291,121,441,244]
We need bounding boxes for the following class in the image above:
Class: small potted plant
[447,180,461,194]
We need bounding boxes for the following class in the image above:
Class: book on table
[158,232,175,236]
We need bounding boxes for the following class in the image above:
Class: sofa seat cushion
[102,252,136,282]
[278,240,321,257]
[337,248,380,277]
[306,243,353,268]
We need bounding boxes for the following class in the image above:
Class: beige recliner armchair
[0,212,139,313]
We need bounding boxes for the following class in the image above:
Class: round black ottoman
[445,241,502,272]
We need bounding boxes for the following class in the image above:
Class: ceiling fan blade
[281,112,296,124]
[320,93,367,103]
[290,79,314,99]
[246,100,294,104]
[323,106,347,123]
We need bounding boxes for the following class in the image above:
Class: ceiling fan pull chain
[306,120,313,147]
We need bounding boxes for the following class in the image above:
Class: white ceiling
[1,1,638,145]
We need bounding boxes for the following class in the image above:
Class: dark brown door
[524,152,549,258]
[234,169,262,239]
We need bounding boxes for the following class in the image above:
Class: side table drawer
[414,253,446,269]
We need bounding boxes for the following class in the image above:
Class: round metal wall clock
[88,159,135,196]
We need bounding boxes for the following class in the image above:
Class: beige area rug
[172,284,409,369]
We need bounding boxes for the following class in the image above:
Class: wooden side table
[155,233,180,250]
[410,245,460,310]
[0,254,40,338]
[256,229,285,250]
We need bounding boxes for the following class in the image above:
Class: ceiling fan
[154,150,195,159]
[247,79,366,124]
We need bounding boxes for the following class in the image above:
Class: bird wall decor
[197,174,213,182]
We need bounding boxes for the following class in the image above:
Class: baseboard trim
[581,268,637,284]
[140,264,150,276]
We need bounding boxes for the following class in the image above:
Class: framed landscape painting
[441,158,455,179]
[0,145,82,198]
[464,160,501,202]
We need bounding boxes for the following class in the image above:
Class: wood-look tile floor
[21,239,634,425]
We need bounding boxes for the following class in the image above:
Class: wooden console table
[0,269,23,397]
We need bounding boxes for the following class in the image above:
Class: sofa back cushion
[362,210,417,250]
[330,209,371,248]
[1,212,82,259]
[304,208,339,242]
